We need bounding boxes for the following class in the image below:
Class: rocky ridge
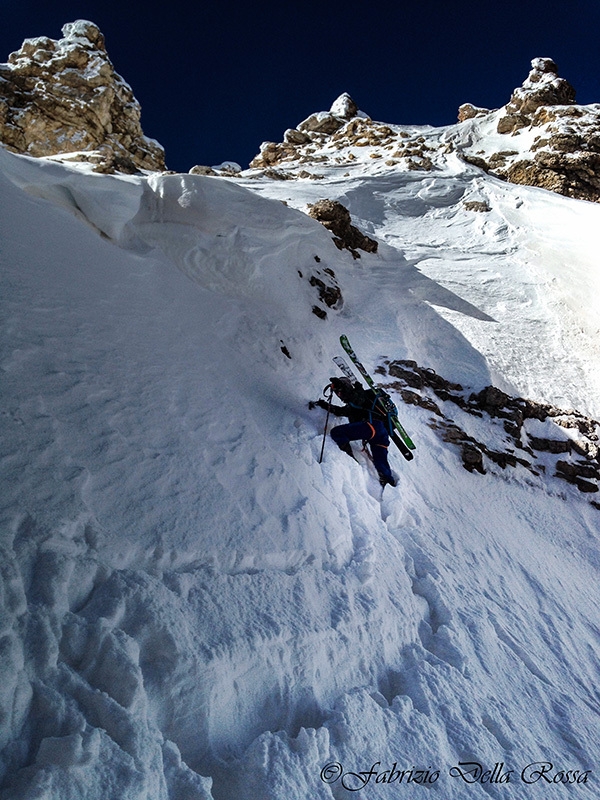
[247,62,600,203]
[460,58,600,202]
[248,91,442,178]
[0,20,165,173]
[3,21,597,201]
[375,359,600,505]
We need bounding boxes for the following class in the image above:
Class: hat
[330,376,353,396]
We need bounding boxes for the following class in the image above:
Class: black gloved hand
[309,399,328,410]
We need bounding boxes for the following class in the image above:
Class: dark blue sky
[2,0,600,172]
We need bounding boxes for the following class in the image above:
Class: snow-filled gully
[2,143,600,799]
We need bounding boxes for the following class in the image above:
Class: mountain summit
[249,60,600,203]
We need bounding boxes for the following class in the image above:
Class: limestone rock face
[457,58,600,202]
[497,58,576,134]
[493,61,600,202]
[0,20,166,173]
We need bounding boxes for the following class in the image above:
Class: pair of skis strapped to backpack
[334,335,415,461]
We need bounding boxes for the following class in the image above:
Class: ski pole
[318,385,334,464]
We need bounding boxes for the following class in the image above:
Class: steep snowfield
[1,139,599,800]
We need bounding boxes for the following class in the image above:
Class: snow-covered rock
[329,92,359,120]
[296,93,364,136]
[0,20,165,173]
[459,58,600,202]
[497,57,576,133]
[247,62,600,205]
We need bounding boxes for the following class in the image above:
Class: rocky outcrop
[458,103,491,122]
[309,261,343,319]
[247,60,600,202]
[0,20,165,173]
[307,199,378,258]
[295,256,343,320]
[249,93,371,171]
[491,59,600,201]
[459,58,600,202]
[377,359,599,501]
[247,90,447,180]
[497,58,576,134]
[296,92,359,136]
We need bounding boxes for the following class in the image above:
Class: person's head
[330,376,354,401]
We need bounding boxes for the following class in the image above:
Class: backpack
[350,386,397,427]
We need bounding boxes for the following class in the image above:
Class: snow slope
[1,136,599,800]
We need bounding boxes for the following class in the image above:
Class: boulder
[307,199,378,257]
[284,128,311,145]
[458,103,491,122]
[329,92,359,119]
[297,111,345,135]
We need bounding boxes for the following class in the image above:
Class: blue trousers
[330,420,393,480]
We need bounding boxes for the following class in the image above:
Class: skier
[310,377,397,487]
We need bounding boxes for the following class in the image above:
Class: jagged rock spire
[498,57,576,133]
[0,20,166,172]
[456,58,600,203]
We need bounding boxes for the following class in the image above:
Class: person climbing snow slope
[310,377,397,487]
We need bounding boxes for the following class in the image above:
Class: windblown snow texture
[1,134,599,800]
